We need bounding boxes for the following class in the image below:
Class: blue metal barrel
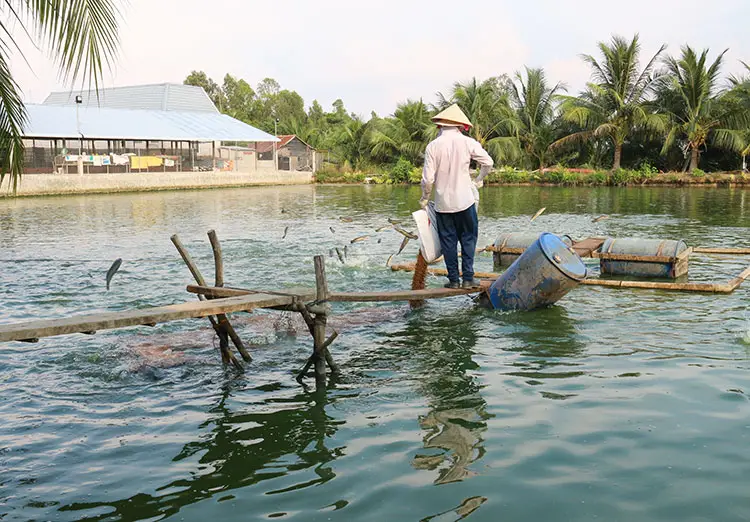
[493,232,573,269]
[486,233,587,311]
[599,238,689,278]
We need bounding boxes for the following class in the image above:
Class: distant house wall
[2,170,313,197]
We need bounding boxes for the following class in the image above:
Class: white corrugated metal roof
[42,83,218,113]
[23,104,279,142]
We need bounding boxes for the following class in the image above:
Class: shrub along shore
[314,163,750,187]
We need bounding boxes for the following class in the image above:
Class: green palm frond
[712,128,746,153]
[551,130,595,150]
[27,0,121,91]
[0,0,121,190]
[0,44,25,192]
[485,136,521,164]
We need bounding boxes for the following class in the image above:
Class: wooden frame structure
[0,231,747,391]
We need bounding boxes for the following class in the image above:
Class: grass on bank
[314,160,750,186]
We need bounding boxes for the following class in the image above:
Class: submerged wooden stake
[207,229,224,288]
[171,234,248,368]
[313,255,329,389]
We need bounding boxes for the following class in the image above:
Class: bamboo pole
[389,262,750,294]
[694,247,750,255]
[170,234,244,369]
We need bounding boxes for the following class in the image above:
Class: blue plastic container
[493,232,573,269]
[486,233,587,311]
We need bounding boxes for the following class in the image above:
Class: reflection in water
[420,496,488,522]
[391,310,491,486]
[499,306,586,399]
[58,385,344,521]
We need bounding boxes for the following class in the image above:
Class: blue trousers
[435,204,478,283]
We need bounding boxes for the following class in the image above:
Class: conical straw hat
[431,103,472,127]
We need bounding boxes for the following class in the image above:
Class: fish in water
[335,247,345,264]
[340,217,354,223]
[350,235,369,244]
[281,208,287,214]
[530,207,546,222]
[344,245,349,259]
[375,225,392,232]
[329,226,336,234]
[394,226,418,240]
[106,258,122,290]
[386,254,394,267]
[397,236,410,255]
[387,218,401,225]
[377,238,382,244]
[282,226,289,239]
[592,214,610,223]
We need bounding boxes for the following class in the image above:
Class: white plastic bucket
[412,202,442,263]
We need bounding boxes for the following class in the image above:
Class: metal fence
[21,138,200,174]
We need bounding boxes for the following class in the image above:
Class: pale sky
[8,0,750,117]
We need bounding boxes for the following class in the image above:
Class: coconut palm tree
[1,1,121,191]
[437,77,520,164]
[656,46,749,172]
[554,34,666,170]
[728,61,750,170]
[366,99,436,165]
[508,67,566,170]
[325,116,370,170]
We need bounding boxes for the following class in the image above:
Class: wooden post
[170,234,249,367]
[313,255,328,389]
[207,229,224,288]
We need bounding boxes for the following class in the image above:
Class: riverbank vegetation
[186,34,750,182]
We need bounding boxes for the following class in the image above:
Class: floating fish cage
[597,238,691,279]
[493,232,573,270]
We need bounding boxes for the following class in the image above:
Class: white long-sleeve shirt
[421,127,494,213]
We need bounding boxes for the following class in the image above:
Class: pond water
[1,185,749,521]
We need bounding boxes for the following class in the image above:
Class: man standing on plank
[420,104,494,289]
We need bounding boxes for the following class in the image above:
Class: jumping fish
[350,235,369,244]
[394,226,418,240]
[335,248,345,264]
[397,236,410,255]
[340,217,354,223]
[329,226,336,234]
[592,214,610,223]
[530,207,546,222]
[282,226,289,239]
[375,225,392,232]
[106,258,122,290]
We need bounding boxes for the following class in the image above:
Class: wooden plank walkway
[186,285,484,302]
[0,293,298,343]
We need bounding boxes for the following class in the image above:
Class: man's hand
[473,178,484,189]
[419,198,429,209]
